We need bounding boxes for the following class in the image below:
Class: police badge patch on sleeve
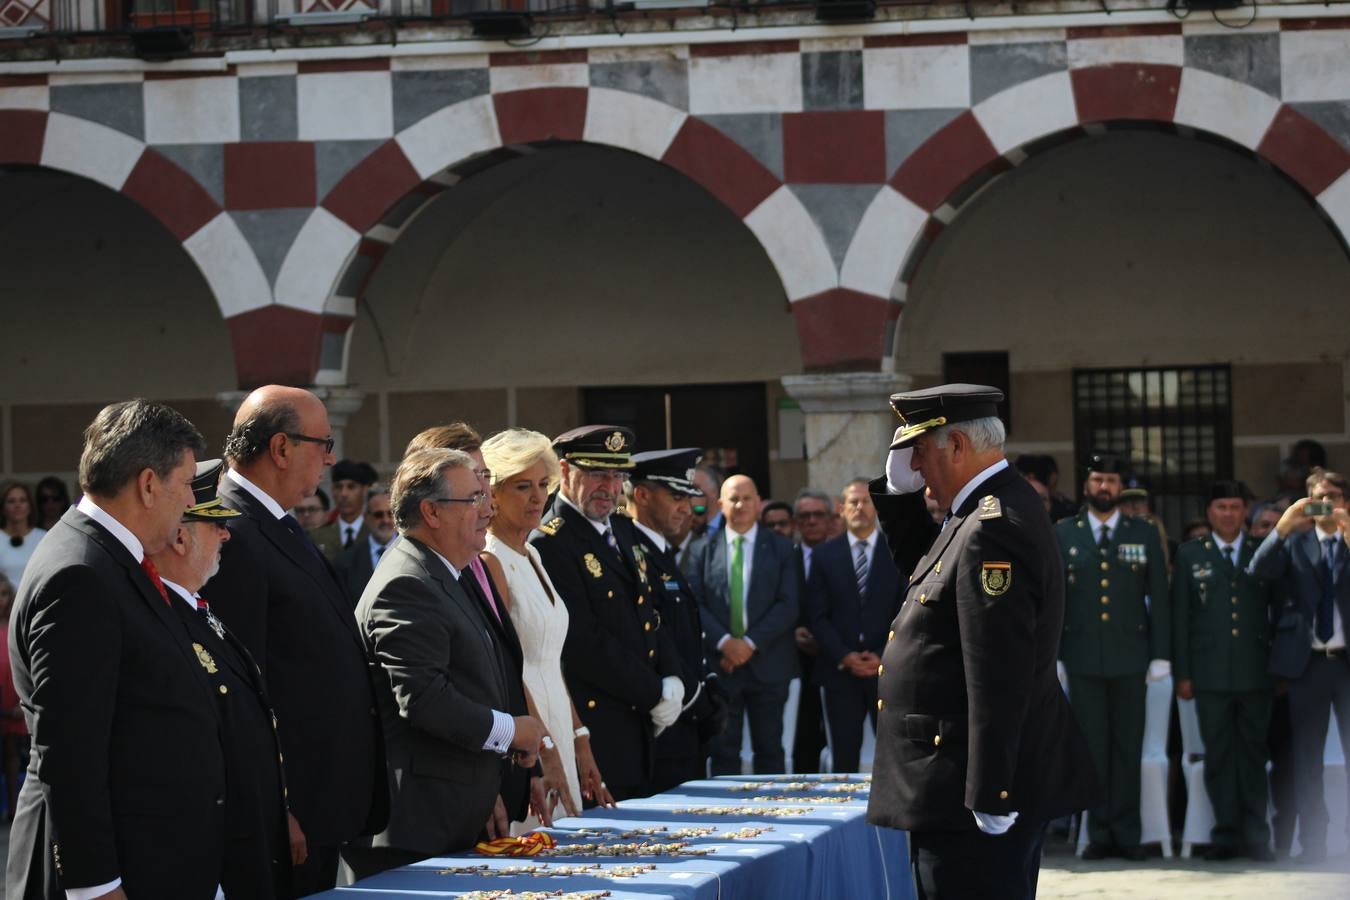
[981,561,1012,597]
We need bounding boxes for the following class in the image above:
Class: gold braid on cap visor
[892,415,949,443]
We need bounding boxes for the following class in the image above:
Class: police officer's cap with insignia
[630,448,703,497]
[553,425,637,470]
[1085,450,1128,476]
[888,383,1005,449]
[183,459,242,523]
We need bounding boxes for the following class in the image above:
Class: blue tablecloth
[316,774,914,899]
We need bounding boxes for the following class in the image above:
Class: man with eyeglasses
[1251,467,1350,863]
[210,385,387,895]
[790,488,836,774]
[309,459,378,561]
[531,426,684,801]
[335,485,399,606]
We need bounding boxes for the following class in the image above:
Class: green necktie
[730,535,746,638]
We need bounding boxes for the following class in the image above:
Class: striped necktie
[853,540,870,601]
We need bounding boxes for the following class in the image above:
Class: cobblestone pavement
[1039,843,1350,898]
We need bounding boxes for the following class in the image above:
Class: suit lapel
[708,534,729,610]
[908,515,966,585]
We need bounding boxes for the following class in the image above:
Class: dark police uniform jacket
[632,526,725,755]
[531,500,680,792]
[169,584,292,899]
[1056,511,1170,677]
[211,476,388,849]
[1171,534,1276,693]
[6,508,227,900]
[866,466,1099,832]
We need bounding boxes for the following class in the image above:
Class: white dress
[485,534,582,826]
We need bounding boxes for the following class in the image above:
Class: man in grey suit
[688,474,799,774]
[1250,467,1350,864]
[350,448,546,877]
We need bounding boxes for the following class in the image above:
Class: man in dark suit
[349,448,546,876]
[209,385,387,895]
[151,459,297,898]
[790,489,834,774]
[629,448,728,792]
[805,478,901,774]
[309,459,377,561]
[866,385,1098,899]
[1173,480,1277,861]
[1250,467,1350,864]
[334,485,398,606]
[532,427,684,800]
[688,474,799,775]
[6,400,226,900]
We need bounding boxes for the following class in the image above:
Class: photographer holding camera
[1250,467,1350,864]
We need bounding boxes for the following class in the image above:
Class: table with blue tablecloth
[315,774,914,899]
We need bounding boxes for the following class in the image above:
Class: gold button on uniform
[877,664,884,675]
[587,700,596,709]
[648,649,655,658]
[1232,612,1239,621]
[1231,596,1239,605]
[1100,561,1109,571]
[218,685,228,694]
[1100,597,1109,605]
[999,790,1009,800]
[637,596,645,605]
[607,591,614,599]
[643,622,651,631]
[888,630,895,641]
[1232,628,1239,637]
[1101,612,1110,622]
[877,699,885,711]
[919,593,927,603]
[1100,578,1109,588]
[933,734,941,747]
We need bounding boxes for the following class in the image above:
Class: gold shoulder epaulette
[977,495,1003,520]
[539,517,564,536]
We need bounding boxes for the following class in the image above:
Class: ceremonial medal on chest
[204,609,226,640]
[584,553,603,579]
[192,642,218,674]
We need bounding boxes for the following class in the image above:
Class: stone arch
[268,85,839,384]
[840,63,1350,352]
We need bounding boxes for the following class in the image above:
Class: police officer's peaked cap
[183,459,242,522]
[630,448,703,497]
[553,425,637,470]
[888,384,1004,449]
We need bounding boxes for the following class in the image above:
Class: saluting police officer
[866,385,1099,899]
[147,460,299,898]
[628,449,729,792]
[1171,480,1277,861]
[1056,452,1170,861]
[530,427,684,801]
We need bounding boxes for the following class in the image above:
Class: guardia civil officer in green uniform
[1171,480,1277,861]
[1055,452,1169,860]
[530,426,684,801]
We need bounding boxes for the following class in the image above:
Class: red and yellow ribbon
[474,831,557,857]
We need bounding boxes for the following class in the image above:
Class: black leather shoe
[1081,843,1114,860]
[1205,844,1241,861]
[1120,845,1148,861]
[1247,844,1276,862]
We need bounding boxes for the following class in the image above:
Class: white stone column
[216,386,366,462]
[781,372,911,494]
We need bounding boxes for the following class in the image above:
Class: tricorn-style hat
[1085,451,1128,476]
[1209,480,1254,504]
[552,425,636,470]
[183,459,241,522]
[888,383,1005,449]
[630,448,703,497]
[1120,474,1150,500]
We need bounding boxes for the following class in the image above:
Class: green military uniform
[1057,511,1169,851]
[1171,532,1275,851]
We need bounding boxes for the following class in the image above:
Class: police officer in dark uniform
[1171,480,1277,861]
[628,448,728,792]
[530,426,684,801]
[148,459,297,898]
[865,385,1099,899]
[1055,452,1170,860]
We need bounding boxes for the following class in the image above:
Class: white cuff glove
[972,809,1018,836]
[1056,660,1068,692]
[650,676,684,728]
[886,445,926,495]
[1146,659,1172,682]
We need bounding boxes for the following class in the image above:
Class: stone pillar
[781,372,911,494]
[216,386,366,462]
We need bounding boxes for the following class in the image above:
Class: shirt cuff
[483,709,516,754]
[68,879,122,900]
[743,636,757,651]
[716,634,731,650]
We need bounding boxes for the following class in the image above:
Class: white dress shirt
[226,468,286,520]
[632,519,669,554]
[801,542,815,580]
[848,528,879,572]
[1312,525,1346,651]
[950,459,1010,516]
[369,534,398,569]
[1087,509,1122,546]
[718,523,759,650]
[339,514,365,547]
[558,492,610,536]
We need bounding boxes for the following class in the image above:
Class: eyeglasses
[287,433,335,454]
[429,491,491,509]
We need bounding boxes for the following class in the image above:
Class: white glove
[1146,659,1172,683]
[650,676,684,728]
[886,445,926,495]
[1056,660,1068,693]
[972,809,1018,835]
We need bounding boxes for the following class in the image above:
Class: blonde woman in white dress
[480,429,615,827]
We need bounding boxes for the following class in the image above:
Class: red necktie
[140,557,170,606]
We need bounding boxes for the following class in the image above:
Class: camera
[1305,500,1335,517]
